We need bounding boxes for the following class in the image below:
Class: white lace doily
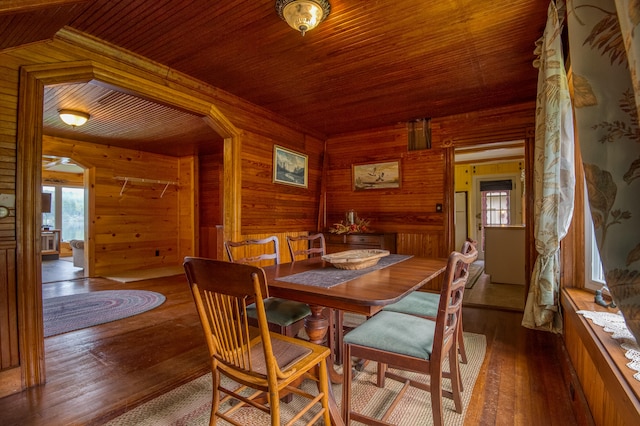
[577,310,640,381]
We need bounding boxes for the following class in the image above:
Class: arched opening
[17,61,241,387]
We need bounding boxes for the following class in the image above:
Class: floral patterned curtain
[522,0,576,333]
[567,0,640,343]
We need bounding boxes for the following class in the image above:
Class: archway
[17,60,241,387]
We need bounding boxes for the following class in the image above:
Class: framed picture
[273,145,308,188]
[352,160,401,191]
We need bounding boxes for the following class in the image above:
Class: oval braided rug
[43,290,166,337]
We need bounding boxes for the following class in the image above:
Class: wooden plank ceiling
[1,0,548,156]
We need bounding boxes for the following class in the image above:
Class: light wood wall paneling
[43,136,185,275]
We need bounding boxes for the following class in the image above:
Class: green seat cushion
[343,311,436,360]
[382,291,440,317]
[246,297,311,327]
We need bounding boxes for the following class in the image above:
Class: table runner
[277,254,413,288]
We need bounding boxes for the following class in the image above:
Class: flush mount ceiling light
[58,109,90,127]
[276,0,330,36]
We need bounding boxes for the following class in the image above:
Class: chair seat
[343,311,436,360]
[246,297,311,327]
[382,291,439,317]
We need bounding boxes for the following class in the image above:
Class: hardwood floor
[463,272,526,312]
[0,270,578,425]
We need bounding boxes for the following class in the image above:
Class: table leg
[305,305,345,426]
[304,305,343,384]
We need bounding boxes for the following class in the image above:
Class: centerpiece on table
[329,211,372,234]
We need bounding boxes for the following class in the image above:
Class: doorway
[454,141,526,311]
[41,156,87,282]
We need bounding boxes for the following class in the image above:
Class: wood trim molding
[0,368,22,398]
[16,60,242,388]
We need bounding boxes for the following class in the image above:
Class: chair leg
[341,344,353,424]
[269,388,281,426]
[448,346,463,412]
[335,309,344,364]
[211,369,220,426]
[430,367,444,426]
[457,314,467,364]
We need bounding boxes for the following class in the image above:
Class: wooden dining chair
[382,239,475,364]
[286,233,345,364]
[286,233,326,261]
[183,257,331,426]
[341,245,478,426]
[224,236,311,339]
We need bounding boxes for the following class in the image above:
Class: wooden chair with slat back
[286,233,326,261]
[224,236,311,339]
[286,233,345,364]
[382,239,475,365]
[342,245,478,426]
[183,257,331,426]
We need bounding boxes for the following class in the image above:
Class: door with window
[474,177,520,259]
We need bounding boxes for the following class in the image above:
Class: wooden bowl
[322,249,390,270]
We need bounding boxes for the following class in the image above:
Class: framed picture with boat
[352,160,401,191]
[273,145,308,188]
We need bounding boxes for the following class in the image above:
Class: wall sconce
[276,0,331,36]
[58,109,90,127]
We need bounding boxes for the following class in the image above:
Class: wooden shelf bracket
[115,176,177,198]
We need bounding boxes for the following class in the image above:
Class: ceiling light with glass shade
[58,109,90,127]
[276,0,331,36]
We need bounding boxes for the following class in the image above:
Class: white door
[473,175,521,260]
[454,192,468,251]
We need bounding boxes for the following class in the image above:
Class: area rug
[105,332,486,426]
[43,290,166,337]
[104,266,184,283]
[466,260,484,289]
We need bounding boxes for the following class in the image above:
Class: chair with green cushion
[224,236,311,339]
[382,240,474,364]
[342,245,478,426]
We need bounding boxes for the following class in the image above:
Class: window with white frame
[584,186,605,291]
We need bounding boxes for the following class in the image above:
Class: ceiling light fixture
[276,0,330,36]
[58,109,90,127]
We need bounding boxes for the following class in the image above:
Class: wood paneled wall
[326,126,446,255]
[238,132,324,235]
[325,104,535,260]
[43,136,193,276]
[0,32,325,393]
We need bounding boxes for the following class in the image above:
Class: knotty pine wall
[43,136,194,276]
[325,103,535,290]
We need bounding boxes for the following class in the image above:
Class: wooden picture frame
[352,160,401,191]
[273,145,308,188]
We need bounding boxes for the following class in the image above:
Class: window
[42,185,85,242]
[584,186,605,291]
[479,179,514,250]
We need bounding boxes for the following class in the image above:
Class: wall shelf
[114,176,177,197]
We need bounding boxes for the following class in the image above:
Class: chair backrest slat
[225,236,281,266]
[287,233,326,261]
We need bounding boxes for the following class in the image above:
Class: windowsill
[562,288,640,410]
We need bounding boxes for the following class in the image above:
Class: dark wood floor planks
[0,274,578,425]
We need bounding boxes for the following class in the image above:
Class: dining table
[262,253,448,426]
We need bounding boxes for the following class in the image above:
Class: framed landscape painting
[273,145,308,188]
[352,160,401,190]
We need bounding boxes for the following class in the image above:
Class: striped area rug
[106,332,486,425]
[43,290,166,337]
